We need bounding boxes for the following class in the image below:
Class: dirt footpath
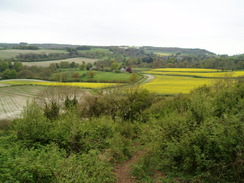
[115,150,145,183]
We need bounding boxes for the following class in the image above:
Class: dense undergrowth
[132,79,244,182]
[0,79,243,182]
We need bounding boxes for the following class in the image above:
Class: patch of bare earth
[143,74,155,84]
[115,150,145,183]
[153,170,167,183]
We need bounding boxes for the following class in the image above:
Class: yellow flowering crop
[145,69,244,78]
[142,75,215,94]
[31,82,117,88]
[150,68,220,72]
[0,79,120,88]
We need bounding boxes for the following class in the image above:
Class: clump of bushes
[0,81,243,182]
[131,81,244,182]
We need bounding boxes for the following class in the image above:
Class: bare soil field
[22,57,98,67]
[0,84,91,120]
[0,85,45,119]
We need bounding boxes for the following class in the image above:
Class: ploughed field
[0,79,121,120]
[142,68,244,94]
[22,57,97,67]
[0,85,45,119]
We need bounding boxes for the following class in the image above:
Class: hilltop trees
[0,62,11,72]
[86,71,96,78]
[128,73,139,84]
[13,61,23,72]
[2,69,17,79]
[13,45,39,50]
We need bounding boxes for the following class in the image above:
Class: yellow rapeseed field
[142,75,214,94]
[142,68,243,94]
[146,71,244,78]
[150,68,220,72]
[145,68,244,78]
[0,79,119,88]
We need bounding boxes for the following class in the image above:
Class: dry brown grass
[22,57,98,67]
[0,119,11,130]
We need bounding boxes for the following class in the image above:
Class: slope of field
[0,49,67,59]
[145,68,244,78]
[78,47,110,53]
[142,75,214,94]
[143,46,215,55]
[0,79,122,88]
[0,86,45,119]
[53,70,133,82]
[142,68,243,94]
[149,68,220,72]
[22,57,98,67]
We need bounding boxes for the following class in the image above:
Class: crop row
[150,68,221,72]
[146,70,244,78]
[0,80,121,88]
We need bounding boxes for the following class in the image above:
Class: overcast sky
[1,0,244,55]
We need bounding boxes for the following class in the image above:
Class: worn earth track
[141,74,155,84]
[115,150,145,183]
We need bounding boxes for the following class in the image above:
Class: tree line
[1,45,243,70]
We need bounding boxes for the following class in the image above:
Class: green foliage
[128,72,139,84]
[118,88,153,121]
[76,46,91,50]
[81,87,154,121]
[0,79,243,183]
[213,87,241,117]
[66,47,78,56]
[0,61,10,72]
[132,80,244,182]
[44,102,60,120]
[87,71,96,78]
[12,101,51,143]
[13,45,39,50]
[0,138,115,183]
[64,96,78,108]
[13,61,23,72]
[2,69,17,79]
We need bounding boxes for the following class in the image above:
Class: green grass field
[80,71,132,82]
[51,70,133,82]
[0,49,68,59]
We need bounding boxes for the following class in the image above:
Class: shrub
[0,141,115,183]
[132,82,244,182]
[12,101,51,143]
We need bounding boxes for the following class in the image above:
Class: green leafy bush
[12,101,51,143]
[132,81,244,182]
[0,140,115,183]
